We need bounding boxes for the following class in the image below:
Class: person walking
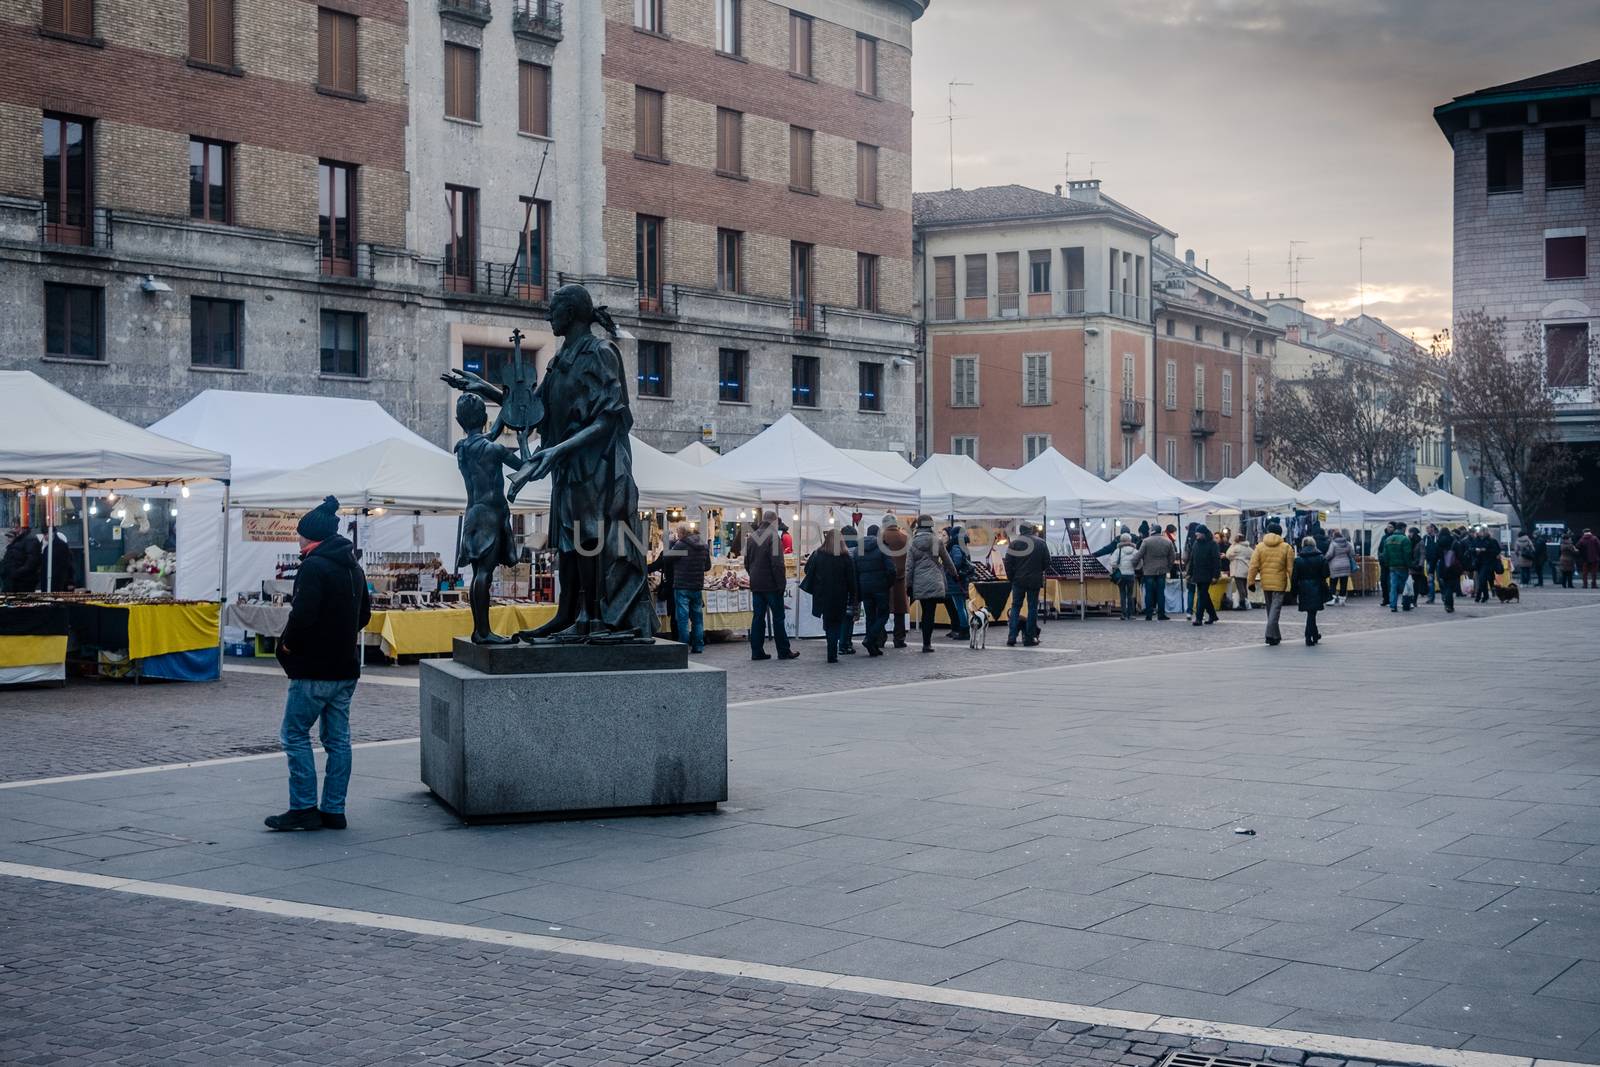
[667,523,710,654]
[1187,526,1222,626]
[906,515,957,653]
[1514,530,1537,586]
[1247,522,1295,647]
[1005,522,1051,646]
[880,515,910,648]
[1558,532,1579,588]
[1324,528,1356,605]
[943,525,974,641]
[1435,526,1460,613]
[267,496,371,832]
[1531,530,1548,587]
[1379,524,1414,612]
[802,528,858,664]
[744,511,800,661]
[1110,532,1139,620]
[1472,529,1500,603]
[1422,524,1441,603]
[853,524,896,656]
[1579,528,1600,589]
[1133,522,1177,621]
[836,526,861,655]
[1292,535,1331,646]
[1225,533,1253,611]
[1407,526,1427,609]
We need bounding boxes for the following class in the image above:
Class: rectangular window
[1193,441,1206,481]
[1194,365,1206,409]
[461,343,513,389]
[856,143,879,206]
[718,348,748,403]
[43,0,93,36]
[716,108,743,175]
[1222,330,1232,349]
[317,160,355,275]
[716,228,742,292]
[633,0,663,32]
[855,34,877,96]
[950,436,978,461]
[1121,353,1135,399]
[42,113,92,246]
[637,340,671,397]
[1547,126,1586,190]
[515,197,549,299]
[964,254,987,300]
[1022,352,1051,405]
[636,214,664,310]
[1165,318,1176,336]
[635,86,664,158]
[1164,437,1177,474]
[188,0,233,67]
[791,354,820,407]
[1546,234,1586,279]
[934,256,956,320]
[1486,130,1522,193]
[1063,246,1084,310]
[518,62,551,136]
[788,11,812,77]
[1221,369,1233,416]
[1024,434,1051,463]
[788,126,813,191]
[1193,324,1204,342]
[1254,337,1263,355]
[317,8,358,94]
[444,44,479,121]
[1221,442,1234,479]
[190,297,241,369]
[790,242,814,330]
[188,137,229,223]
[859,361,884,412]
[857,253,879,312]
[1122,435,1135,470]
[1164,359,1177,410]
[996,251,1020,313]
[951,354,978,407]
[443,185,476,293]
[1029,250,1051,294]
[319,309,365,377]
[715,0,740,54]
[43,283,101,361]
[1545,322,1590,388]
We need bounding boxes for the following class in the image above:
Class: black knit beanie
[297,495,340,541]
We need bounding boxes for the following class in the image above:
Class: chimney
[1054,184,1063,197]
[1287,325,1301,343]
[1184,249,1195,268]
[1067,179,1101,205]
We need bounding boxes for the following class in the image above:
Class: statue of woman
[510,284,657,643]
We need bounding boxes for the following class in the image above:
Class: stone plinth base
[419,655,727,823]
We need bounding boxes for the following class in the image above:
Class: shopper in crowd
[1559,532,1579,588]
[1323,527,1356,605]
[906,514,957,653]
[1422,524,1441,603]
[1307,518,1330,555]
[1376,522,1396,607]
[646,533,680,642]
[1579,528,1600,589]
[802,528,858,664]
[1181,522,1201,617]
[853,524,896,656]
[667,523,710,654]
[1293,535,1332,646]
[1133,520,1177,621]
[1378,522,1414,612]
[1110,532,1139,620]
[744,510,800,662]
[943,525,974,642]
[780,523,794,555]
[1514,530,1537,586]
[1531,530,1548,587]
[1248,521,1295,647]
[1407,526,1427,609]
[1471,528,1500,603]
[880,515,909,648]
[1005,522,1050,647]
[1187,525,1222,626]
[1,525,42,594]
[1224,533,1252,610]
[1435,526,1460,613]
[268,495,370,832]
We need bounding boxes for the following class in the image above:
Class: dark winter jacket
[803,546,858,620]
[1292,545,1331,614]
[1186,531,1222,585]
[1378,532,1414,569]
[277,535,372,681]
[852,535,896,600]
[1580,531,1600,565]
[742,521,787,594]
[1005,533,1051,591]
[1,531,42,594]
[944,528,973,598]
[664,533,711,591]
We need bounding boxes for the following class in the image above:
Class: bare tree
[1443,310,1588,526]
[1261,348,1441,490]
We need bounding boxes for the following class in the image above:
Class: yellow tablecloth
[120,602,220,660]
[366,604,557,657]
[0,635,68,669]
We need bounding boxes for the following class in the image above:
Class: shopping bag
[1248,584,1266,606]
[1164,579,1186,614]
[1403,576,1415,599]
[1460,576,1475,596]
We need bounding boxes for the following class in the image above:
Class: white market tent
[230,438,465,513]
[1301,472,1420,525]
[1108,455,1225,515]
[1212,462,1337,513]
[1376,478,1470,524]
[1420,488,1508,526]
[674,441,722,467]
[515,436,758,513]
[705,414,920,509]
[996,448,1155,519]
[841,448,918,482]
[905,453,1045,518]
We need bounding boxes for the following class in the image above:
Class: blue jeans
[1008,585,1040,642]
[1142,575,1167,619]
[1387,568,1408,609]
[946,594,969,635]
[823,613,847,659]
[674,588,705,651]
[280,678,356,814]
[749,590,792,657]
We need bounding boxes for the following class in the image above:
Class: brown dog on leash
[1492,582,1520,603]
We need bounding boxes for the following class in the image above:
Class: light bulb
[180,484,191,498]
[107,493,117,504]
[114,508,125,519]
[89,504,98,516]
[169,506,177,517]
[790,511,799,522]
[1048,519,1057,527]
[142,500,152,512]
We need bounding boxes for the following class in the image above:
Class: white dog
[967,602,990,650]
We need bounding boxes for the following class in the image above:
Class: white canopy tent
[1211,463,1337,513]
[905,454,1045,518]
[1420,488,1508,526]
[841,448,918,483]
[1108,455,1226,515]
[705,414,921,509]
[997,448,1156,519]
[1301,472,1420,525]
[1376,479,1469,523]
[515,436,758,513]
[674,441,722,467]
[231,438,465,513]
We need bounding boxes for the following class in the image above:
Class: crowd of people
[0,526,76,593]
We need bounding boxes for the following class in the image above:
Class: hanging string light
[180,484,191,498]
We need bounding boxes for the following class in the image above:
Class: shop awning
[1419,488,1508,526]
[229,438,465,512]
[841,448,918,482]
[515,436,758,512]
[674,441,723,467]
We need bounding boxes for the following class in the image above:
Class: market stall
[841,449,918,483]
[0,601,69,687]
[1376,479,1459,522]
[1418,488,1508,527]
[1109,455,1230,517]
[1211,463,1338,514]
[674,441,723,467]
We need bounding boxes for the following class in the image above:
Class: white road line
[0,860,1535,1067]
[0,738,420,790]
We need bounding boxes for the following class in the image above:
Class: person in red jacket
[1578,528,1600,589]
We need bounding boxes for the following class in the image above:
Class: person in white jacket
[1110,533,1140,620]
[1225,534,1253,610]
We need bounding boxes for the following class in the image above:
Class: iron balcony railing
[439,0,492,22]
[1107,290,1150,321]
[512,0,562,37]
[1191,409,1219,437]
[1120,398,1146,430]
[475,261,548,303]
[318,239,373,280]
[39,206,112,251]
[792,301,826,335]
[638,283,678,317]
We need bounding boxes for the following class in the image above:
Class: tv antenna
[1358,236,1374,316]
[1287,240,1306,297]
[938,80,973,190]
[1090,160,1109,179]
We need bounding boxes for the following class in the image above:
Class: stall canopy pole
[218,480,232,607]
[1078,513,1087,621]
[80,484,91,589]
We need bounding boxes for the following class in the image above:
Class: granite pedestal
[419,641,727,823]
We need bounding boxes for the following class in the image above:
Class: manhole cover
[1163,1054,1266,1067]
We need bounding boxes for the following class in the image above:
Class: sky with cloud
[909,1,1599,341]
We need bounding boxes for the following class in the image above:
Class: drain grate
[1162,1054,1267,1067]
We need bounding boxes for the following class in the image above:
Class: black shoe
[827,654,838,664]
[1023,639,1039,647]
[264,808,322,832]
[1192,621,1203,627]
[319,810,347,830]
[921,646,934,653]
[779,651,800,660]
[1157,614,1170,621]
[1006,639,1017,647]
[1306,635,1314,646]
[752,653,772,661]
[841,646,856,655]
[867,646,883,657]
[892,640,907,649]
[1266,637,1280,646]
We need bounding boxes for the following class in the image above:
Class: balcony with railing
[1106,289,1150,321]
[1120,398,1146,430]
[792,301,823,335]
[638,282,678,318]
[319,239,373,281]
[39,206,112,252]
[439,0,492,25]
[1190,409,1219,437]
[512,0,562,40]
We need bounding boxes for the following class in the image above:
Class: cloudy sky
[909,1,1599,340]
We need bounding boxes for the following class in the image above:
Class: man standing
[268,496,370,832]
[1422,523,1440,603]
[667,523,710,654]
[879,515,909,648]
[851,525,895,656]
[1,526,42,593]
[1378,524,1414,612]
[1579,528,1600,589]
[1133,524,1176,621]
[1248,522,1295,646]
[744,511,799,661]
[1005,523,1050,647]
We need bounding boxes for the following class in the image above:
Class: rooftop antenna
[1244,249,1252,291]
[1090,160,1109,179]
[1063,152,1073,185]
[941,80,973,190]
[1357,236,1374,316]
[1294,253,1314,298]
[1287,240,1306,297]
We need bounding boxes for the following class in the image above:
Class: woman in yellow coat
[1247,523,1296,647]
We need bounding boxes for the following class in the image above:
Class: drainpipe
[1148,235,1160,461]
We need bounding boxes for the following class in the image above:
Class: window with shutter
[1165,437,1177,474]
[857,253,878,311]
[856,143,878,205]
[1122,353,1135,399]
[1221,443,1233,479]
[1022,352,1050,405]
[964,255,986,300]
[1164,359,1177,410]
[518,62,550,137]
[1194,365,1206,409]
[445,45,479,121]
[1024,435,1051,463]
[635,87,664,158]
[189,0,234,66]
[950,436,978,461]
[855,34,877,95]
[318,9,358,94]
[1221,370,1233,415]
[788,12,812,76]
[997,252,1020,312]
[43,0,93,37]
[1029,250,1051,294]
[934,257,956,320]
[717,109,743,175]
[788,126,813,191]
[951,356,978,408]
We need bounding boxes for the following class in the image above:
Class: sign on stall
[242,510,303,543]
